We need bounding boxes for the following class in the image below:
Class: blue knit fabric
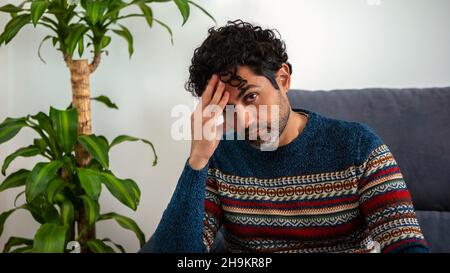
[139,109,429,253]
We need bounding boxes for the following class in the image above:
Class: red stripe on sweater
[206,178,217,187]
[205,199,223,219]
[221,195,359,209]
[225,217,364,239]
[360,166,400,188]
[360,190,411,215]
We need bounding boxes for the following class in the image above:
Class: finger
[211,90,229,120]
[222,113,234,133]
[201,74,219,107]
[217,90,229,110]
[216,112,234,137]
[220,101,234,134]
[210,80,225,105]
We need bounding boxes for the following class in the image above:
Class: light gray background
[1,0,449,252]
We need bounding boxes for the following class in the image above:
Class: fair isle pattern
[202,144,428,253]
[223,228,375,253]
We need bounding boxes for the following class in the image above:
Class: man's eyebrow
[237,84,260,99]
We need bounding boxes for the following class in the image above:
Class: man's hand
[189,74,230,170]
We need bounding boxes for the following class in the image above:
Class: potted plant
[0,0,215,253]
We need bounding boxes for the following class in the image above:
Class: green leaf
[110,135,157,166]
[80,195,99,227]
[31,0,50,27]
[80,0,88,9]
[0,13,30,45]
[11,246,34,253]
[3,237,33,253]
[50,107,78,154]
[2,145,41,175]
[99,212,145,247]
[112,24,133,58]
[0,117,28,145]
[174,0,189,25]
[0,169,30,192]
[188,0,216,24]
[101,172,140,210]
[0,4,23,13]
[0,208,17,238]
[78,34,84,57]
[33,138,47,151]
[26,160,63,202]
[102,238,125,253]
[154,18,173,45]
[78,135,109,169]
[52,36,58,46]
[87,239,114,253]
[60,198,74,227]
[65,24,89,56]
[14,191,25,207]
[91,95,118,110]
[103,0,127,20]
[30,112,59,155]
[30,112,54,137]
[26,195,60,224]
[86,0,108,25]
[138,2,153,27]
[23,204,44,224]
[47,177,66,203]
[77,168,102,200]
[62,154,75,174]
[33,223,68,253]
[100,35,111,49]
[37,35,53,64]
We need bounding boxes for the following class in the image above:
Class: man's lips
[247,127,269,137]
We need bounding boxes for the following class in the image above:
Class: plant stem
[68,57,96,253]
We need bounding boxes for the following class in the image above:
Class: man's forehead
[234,66,256,77]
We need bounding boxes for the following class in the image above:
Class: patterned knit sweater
[141,109,429,253]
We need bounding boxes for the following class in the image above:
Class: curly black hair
[185,19,292,97]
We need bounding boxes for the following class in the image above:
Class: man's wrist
[188,155,210,170]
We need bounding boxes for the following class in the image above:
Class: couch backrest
[287,87,450,252]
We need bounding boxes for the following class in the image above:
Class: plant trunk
[69,59,95,253]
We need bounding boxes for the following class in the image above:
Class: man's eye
[244,93,257,102]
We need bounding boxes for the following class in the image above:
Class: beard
[244,94,291,150]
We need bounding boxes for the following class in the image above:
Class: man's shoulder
[312,111,385,161]
[313,111,376,143]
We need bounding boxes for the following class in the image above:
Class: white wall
[1,0,449,252]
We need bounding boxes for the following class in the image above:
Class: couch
[212,87,450,253]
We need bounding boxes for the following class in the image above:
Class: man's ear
[276,63,291,94]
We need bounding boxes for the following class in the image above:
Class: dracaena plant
[0,102,158,253]
[0,0,215,253]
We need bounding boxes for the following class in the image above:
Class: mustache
[244,125,271,135]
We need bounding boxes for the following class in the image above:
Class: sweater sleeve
[139,158,210,253]
[357,125,430,253]
[139,157,224,253]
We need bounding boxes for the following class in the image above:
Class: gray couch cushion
[415,211,450,252]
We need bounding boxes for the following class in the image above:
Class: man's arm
[140,74,229,252]
[357,125,430,253]
[139,158,210,253]
[139,157,224,253]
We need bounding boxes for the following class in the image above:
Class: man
[140,20,429,253]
